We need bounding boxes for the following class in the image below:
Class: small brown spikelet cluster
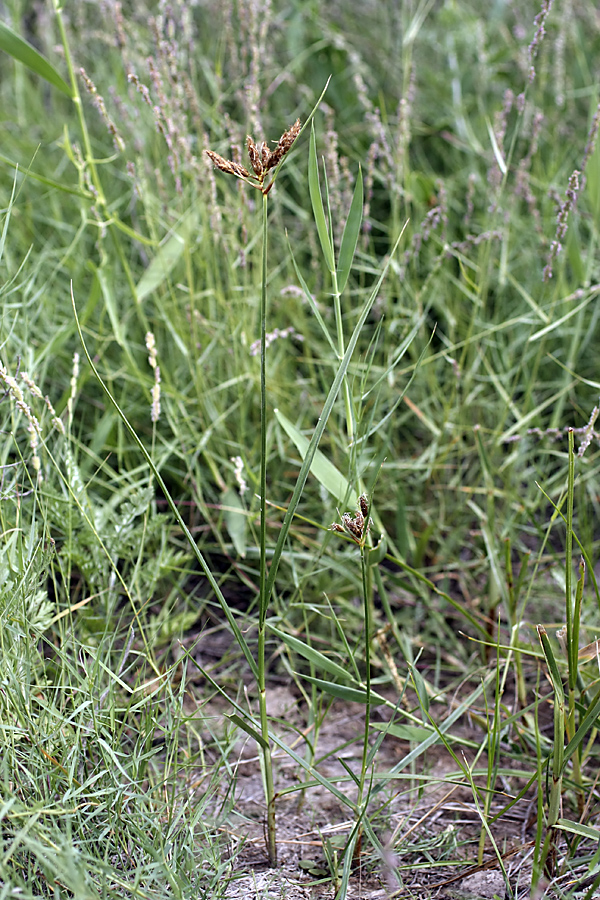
[331,494,372,546]
[206,119,301,195]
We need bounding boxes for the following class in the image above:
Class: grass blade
[0,20,73,97]
[269,624,353,681]
[336,166,363,294]
[308,121,335,272]
[274,408,355,505]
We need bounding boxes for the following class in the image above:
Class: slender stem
[331,269,355,444]
[259,191,269,630]
[566,428,575,687]
[356,545,372,813]
[257,189,277,866]
[52,0,106,207]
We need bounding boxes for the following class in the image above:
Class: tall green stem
[331,270,355,443]
[357,545,372,814]
[257,190,277,867]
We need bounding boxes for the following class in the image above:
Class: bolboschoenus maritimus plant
[205,111,312,868]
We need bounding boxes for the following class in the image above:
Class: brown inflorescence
[331,494,373,546]
[205,119,301,194]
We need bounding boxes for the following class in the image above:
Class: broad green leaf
[269,624,351,681]
[302,675,384,705]
[336,166,363,293]
[136,212,197,302]
[222,488,247,558]
[371,722,434,742]
[0,20,73,97]
[308,122,335,272]
[274,408,356,506]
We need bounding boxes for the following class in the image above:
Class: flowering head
[205,119,301,195]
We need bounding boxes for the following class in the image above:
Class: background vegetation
[2,0,600,897]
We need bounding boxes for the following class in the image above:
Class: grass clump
[2,1,600,898]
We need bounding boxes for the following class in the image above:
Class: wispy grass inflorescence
[79,67,125,153]
[542,169,580,281]
[145,332,161,423]
[0,363,64,481]
[528,0,555,84]
[503,402,600,458]
[68,351,80,425]
[230,455,248,498]
[249,325,303,357]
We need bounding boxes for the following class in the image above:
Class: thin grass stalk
[356,544,372,822]
[331,266,355,444]
[504,538,527,707]
[257,188,277,867]
[568,557,585,814]
[478,632,502,865]
[566,429,575,687]
[564,431,585,814]
[51,0,105,206]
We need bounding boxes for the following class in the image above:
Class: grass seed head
[246,135,264,178]
[206,118,301,194]
[205,149,250,179]
[267,118,301,170]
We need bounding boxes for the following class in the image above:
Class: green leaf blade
[302,675,384,705]
[136,212,197,302]
[274,408,356,506]
[222,488,247,559]
[0,21,73,97]
[308,122,335,272]
[269,624,351,681]
[336,166,363,294]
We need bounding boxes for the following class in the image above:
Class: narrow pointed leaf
[194,661,356,812]
[302,675,385,705]
[0,20,73,97]
[308,122,335,272]
[556,818,600,840]
[337,757,360,786]
[227,714,269,750]
[371,722,434,742]
[269,624,351,680]
[337,166,363,293]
